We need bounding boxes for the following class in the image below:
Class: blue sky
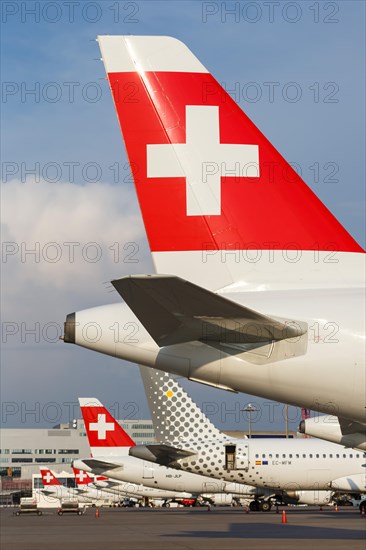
[1,1,365,431]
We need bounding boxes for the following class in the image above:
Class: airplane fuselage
[67,286,365,426]
[132,437,366,492]
[73,454,263,497]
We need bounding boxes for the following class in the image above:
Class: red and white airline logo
[106,70,362,252]
[74,468,92,484]
[89,413,115,440]
[75,470,88,482]
[147,105,259,216]
[80,404,136,448]
[41,470,59,485]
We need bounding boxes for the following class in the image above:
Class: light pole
[241,403,259,438]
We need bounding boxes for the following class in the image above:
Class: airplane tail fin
[39,468,61,486]
[79,398,135,457]
[72,467,94,486]
[98,35,363,291]
[139,366,226,443]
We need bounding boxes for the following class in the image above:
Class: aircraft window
[329,454,333,458]
[269,454,273,458]
[343,454,346,458]
[276,454,279,458]
[289,454,293,458]
[336,454,339,458]
[316,454,319,458]
[255,454,259,459]
[349,454,353,458]
[323,454,326,458]
[303,454,306,458]
[356,454,359,458]
[296,454,299,459]
[262,454,266,458]
[282,454,286,458]
[309,454,313,458]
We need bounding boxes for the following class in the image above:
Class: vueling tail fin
[98,35,363,291]
[139,366,225,443]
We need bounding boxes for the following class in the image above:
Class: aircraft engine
[284,490,332,506]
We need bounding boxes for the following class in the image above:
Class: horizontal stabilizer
[80,459,121,472]
[112,275,306,347]
[129,444,196,466]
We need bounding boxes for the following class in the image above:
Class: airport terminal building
[0,420,296,503]
[0,419,156,502]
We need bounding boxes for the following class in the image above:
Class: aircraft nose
[64,312,75,343]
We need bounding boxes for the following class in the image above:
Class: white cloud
[2,179,153,322]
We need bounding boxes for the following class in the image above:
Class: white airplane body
[87,476,147,500]
[72,468,123,503]
[77,470,188,501]
[131,368,366,497]
[72,468,196,502]
[39,468,93,503]
[75,396,365,510]
[74,398,267,501]
[134,436,365,493]
[64,36,365,447]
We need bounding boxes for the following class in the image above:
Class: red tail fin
[98,36,362,253]
[79,398,135,450]
[40,468,61,486]
[98,36,363,290]
[72,467,94,486]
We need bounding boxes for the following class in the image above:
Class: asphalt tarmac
[1,506,365,550]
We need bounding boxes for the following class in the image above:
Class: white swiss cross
[76,470,88,483]
[147,105,259,216]
[43,472,54,484]
[89,413,115,440]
